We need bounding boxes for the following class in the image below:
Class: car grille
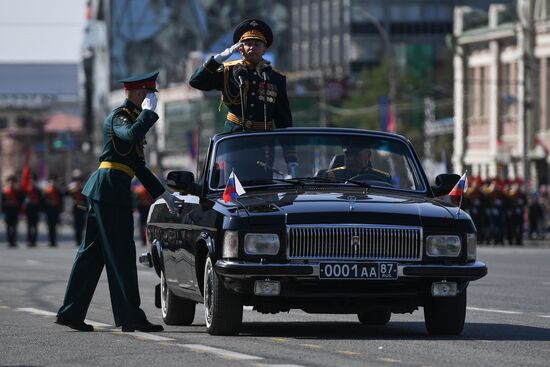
[287,225,422,261]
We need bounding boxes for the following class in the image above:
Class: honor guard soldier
[43,174,64,247]
[67,170,87,247]
[23,173,41,247]
[189,18,298,177]
[2,175,24,247]
[56,71,181,332]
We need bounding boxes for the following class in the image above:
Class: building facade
[453,0,550,187]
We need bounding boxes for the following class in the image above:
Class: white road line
[178,344,264,360]
[131,331,175,342]
[467,306,523,315]
[16,307,57,316]
[537,315,550,319]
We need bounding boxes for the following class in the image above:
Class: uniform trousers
[57,199,146,326]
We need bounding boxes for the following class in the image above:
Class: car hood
[216,189,471,228]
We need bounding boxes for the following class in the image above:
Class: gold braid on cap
[239,30,267,44]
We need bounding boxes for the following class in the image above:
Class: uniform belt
[226,111,273,131]
[99,161,135,177]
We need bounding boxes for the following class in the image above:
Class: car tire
[357,309,391,325]
[203,256,242,335]
[160,269,196,325]
[424,289,467,335]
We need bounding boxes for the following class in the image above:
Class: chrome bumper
[215,260,487,281]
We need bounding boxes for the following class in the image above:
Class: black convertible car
[141,128,487,336]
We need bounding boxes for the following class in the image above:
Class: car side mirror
[166,171,200,195]
[431,173,460,197]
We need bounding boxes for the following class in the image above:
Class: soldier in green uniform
[56,71,181,332]
[189,18,298,177]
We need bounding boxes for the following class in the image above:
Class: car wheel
[160,268,196,325]
[357,309,391,325]
[203,256,242,335]
[424,289,467,335]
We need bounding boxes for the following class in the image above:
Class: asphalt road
[1,233,549,366]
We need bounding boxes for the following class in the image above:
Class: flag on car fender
[449,172,468,198]
[223,170,246,203]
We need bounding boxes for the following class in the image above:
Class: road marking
[17,307,57,316]
[538,315,550,319]
[378,357,401,363]
[132,331,175,342]
[467,306,523,315]
[178,344,263,360]
[300,343,321,349]
[25,260,41,266]
[0,305,10,309]
[271,337,288,342]
[337,350,361,356]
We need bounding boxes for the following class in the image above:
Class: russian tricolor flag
[223,170,246,203]
[449,172,468,198]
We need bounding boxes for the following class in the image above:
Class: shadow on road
[236,321,550,341]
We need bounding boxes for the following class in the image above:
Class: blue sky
[0,0,86,62]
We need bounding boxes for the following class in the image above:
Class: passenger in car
[319,146,391,182]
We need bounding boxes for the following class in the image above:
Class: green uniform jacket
[83,100,165,207]
[189,57,292,128]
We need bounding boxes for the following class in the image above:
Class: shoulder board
[223,60,242,68]
[113,107,131,123]
[371,168,391,177]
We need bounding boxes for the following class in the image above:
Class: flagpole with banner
[449,170,468,217]
[223,169,246,203]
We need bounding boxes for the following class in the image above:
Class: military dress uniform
[67,176,88,247]
[43,177,64,247]
[57,71,166,331]
[1,176,23,247]
[189,19,297,179]
[23,181,41,247]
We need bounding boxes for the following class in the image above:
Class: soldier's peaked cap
[119,70,159,92]
[233,19,273,48]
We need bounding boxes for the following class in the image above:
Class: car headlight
[467,233,477,261]
[223,230,239,258]
[426,235,461,257]
[244,233,280,255]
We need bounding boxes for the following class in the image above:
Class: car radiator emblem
[348,195,356,211]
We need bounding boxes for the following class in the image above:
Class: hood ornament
[347,195,356,211]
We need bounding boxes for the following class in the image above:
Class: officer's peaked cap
[233,19,273,48]
[119,70,159,92]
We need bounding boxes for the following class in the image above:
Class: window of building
[390,4,421,22]
[466,67,476,121]
[350,1,383,23]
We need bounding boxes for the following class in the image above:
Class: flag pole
[456,170,467,217]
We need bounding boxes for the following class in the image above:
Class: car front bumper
[215,260,487,281]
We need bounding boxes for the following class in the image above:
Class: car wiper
[240,178,305,187]
[293,176,370,189]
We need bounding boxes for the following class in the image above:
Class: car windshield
[209,132,426,192]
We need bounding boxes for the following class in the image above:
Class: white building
[453,0,550,186]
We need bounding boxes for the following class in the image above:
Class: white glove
[287,162,299,178]
[213,42,242,63]
[141,92,158,112]
[161,191,182,215]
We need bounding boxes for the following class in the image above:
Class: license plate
[319,262,398,279]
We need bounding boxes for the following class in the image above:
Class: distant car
[141,128,487,336]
